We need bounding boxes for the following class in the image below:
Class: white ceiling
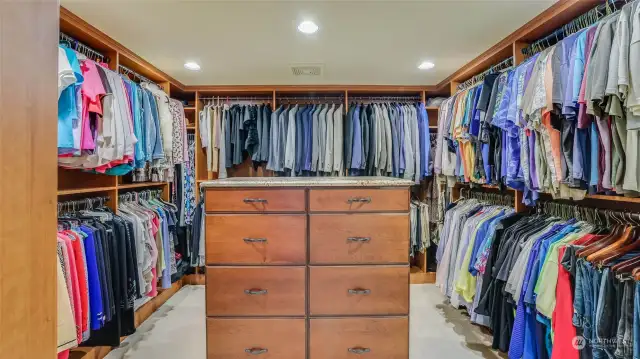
[62,0,555,86]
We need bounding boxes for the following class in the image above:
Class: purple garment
[398,105,405,173]
[529,132,539,189]
[81,226,105,330]
[418,103,430,178]
[561,32,580,117]
[158,209,172,289]
[351,105,362,169]
[577,26,598,129]
[469,86,483,137]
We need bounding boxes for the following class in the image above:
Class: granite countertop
[199,176,415,188]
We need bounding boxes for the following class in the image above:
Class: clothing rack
[59,32,107,63]
[349,95,421,103]
[459,187,514,206]
[199,96,272,104]
[277,95,344,104]
[118,188,163,202]
[118,64,157,86]
[522,0,627,56]
[534,199,640,227]
[57,196,110,215]
[456,56,513,91]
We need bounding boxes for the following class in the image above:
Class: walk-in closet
[6,0,640,358]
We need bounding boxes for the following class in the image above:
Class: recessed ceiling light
[418,61,435,70]
[298,20,319,34]
[184,62,201,71]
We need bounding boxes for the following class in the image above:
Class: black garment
[366,105,376,176]
[190,200,204,267]
[345,105,355,170]
[561,119,575,184]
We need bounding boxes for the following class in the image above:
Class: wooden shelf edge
[58,186,116,195]
[117,182,168,190]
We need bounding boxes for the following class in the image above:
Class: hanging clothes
[433,1,640,205]
[56,194,182,352]
[198,101,432,181]
[57,45,188,182]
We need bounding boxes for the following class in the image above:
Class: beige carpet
[105,284,504,359]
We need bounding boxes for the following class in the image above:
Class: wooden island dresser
[201,177,413,359]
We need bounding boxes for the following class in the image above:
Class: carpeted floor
[105,284,505,359]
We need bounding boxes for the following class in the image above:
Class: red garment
[58,350,69,359]
[60,233,82,343]
[551,246,579,359]
[67,231,89,336]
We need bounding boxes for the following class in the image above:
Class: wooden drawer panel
[309,266,408,316]
[205,189,305,212]
[309,188,408,212]
[310,214,409,264]
[206,267,305,316]
[207,318,306,359]
[206,215,306,265]
[310,317,408,359]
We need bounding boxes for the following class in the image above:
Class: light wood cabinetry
[203,178,411,358]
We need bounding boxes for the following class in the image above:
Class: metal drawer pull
[347,237,371,242]
[243,198,268,203]
[348,347,371,354]
[243,237,267,243]
[347,288,371,295]
[244,289,268,295]
[347,196,372,204]
[245,348,268,355]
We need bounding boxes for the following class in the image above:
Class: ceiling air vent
[291,63,323,77]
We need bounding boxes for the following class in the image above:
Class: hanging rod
[119,188,163,202]
[59,32,108,63]
[118,64,158,86]
[58,196,110,214]
[349,95,421,102]
[457,56,514,91]
[522,0,627,57]
[199,96,272,101]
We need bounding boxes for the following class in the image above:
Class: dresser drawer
[207,318,306,359]
[310,214,409,264]
[310,317,408,359]
[206,215,306,265]
[206,266,305,316]
[309,188,408,212]
[309,266,409,316]
[205,189,305,213]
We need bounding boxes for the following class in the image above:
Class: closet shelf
[426,106,439,111]
[186,125,196,130]
[585,194,640,204]
[183,106,196,111]
[58,186,117,195]
[117,182,168,190]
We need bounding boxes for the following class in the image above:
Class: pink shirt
[80,60,106,150]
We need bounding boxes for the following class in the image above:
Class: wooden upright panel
[0,1,58,358]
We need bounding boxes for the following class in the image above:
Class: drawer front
[309,266,409,316]
[206,215,306,265]
[310,317,408,359]
[207,318,306,359]
[206,267,305,316]
[309,188,408,212]
[205,189,305,213]
[310,214,409,264]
